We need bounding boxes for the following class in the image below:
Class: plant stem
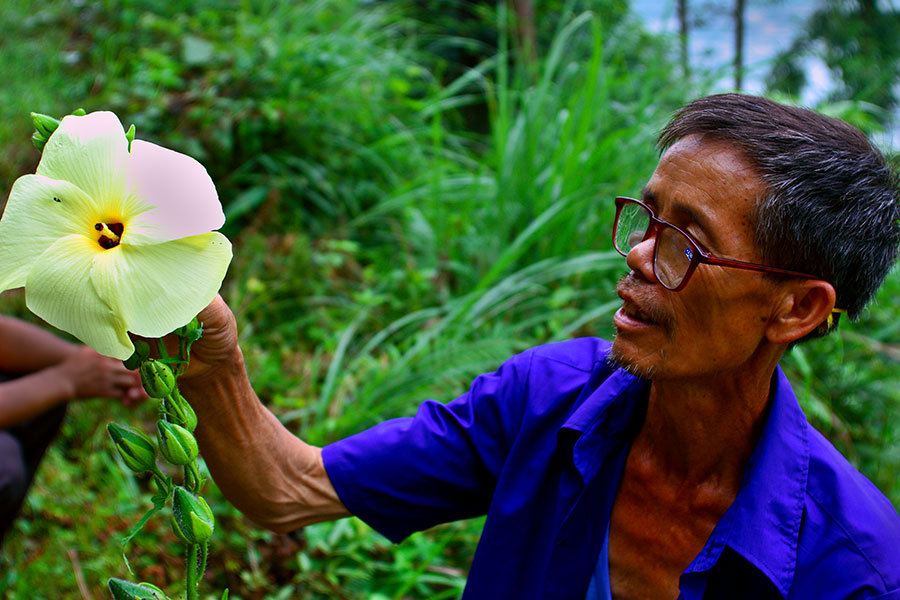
[186,543,199,600]
[155,338,169,360]
[199,542,209,581]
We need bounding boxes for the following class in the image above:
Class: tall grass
[2,0,898,597]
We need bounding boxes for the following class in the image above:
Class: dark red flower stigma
[95,222,124,249]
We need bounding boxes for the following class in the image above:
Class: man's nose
[625,231,658,284]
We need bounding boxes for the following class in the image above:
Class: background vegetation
[0,0,897,598]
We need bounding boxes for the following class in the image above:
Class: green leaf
[119,480,172,574]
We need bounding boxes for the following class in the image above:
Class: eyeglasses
[612,196,823,291]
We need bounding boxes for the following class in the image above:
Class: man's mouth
[621,300,655,324]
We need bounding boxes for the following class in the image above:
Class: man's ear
[766,280,837,345]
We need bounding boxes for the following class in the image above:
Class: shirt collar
[559,361,810,598]
[685,365,810,598]
[559,367,649,483]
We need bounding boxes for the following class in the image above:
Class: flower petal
[24,235,133,359]
[36,112,130,211]
[91,232,232,338]
[123,140,225,245]
[0,175,100,292]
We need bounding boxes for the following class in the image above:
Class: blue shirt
[322,338,900,599]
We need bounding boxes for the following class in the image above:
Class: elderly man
[177,94,900,599]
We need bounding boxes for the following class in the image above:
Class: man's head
[659,93,900,335]
[609,94,899,381]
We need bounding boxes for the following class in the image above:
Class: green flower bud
[30,112,60,138]
[165,392,197,432]
[107,578,167,600]
[140,359,176,398]
[125,123,136,153]
[171,486,214,544]
[175,316,203,342]
[32,131,48,152]
[123,339,151,370]
[71,108,86,116]
[157,420,198,465]
[107,423,157,473]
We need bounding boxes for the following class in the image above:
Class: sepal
[140,359,176,398]
[107,423,157,473]
[171,486,214,544]
[107,578,168,600]
[156,420,198,465]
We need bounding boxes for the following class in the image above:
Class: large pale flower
[0,112,232,359]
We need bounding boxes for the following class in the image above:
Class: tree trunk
[509,0,537,62]
[734,0,746,90]
[678,0,690,77]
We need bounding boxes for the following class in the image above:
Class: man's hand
[178,295,240,383]
[130,295,240,384]
[56,347,146,405]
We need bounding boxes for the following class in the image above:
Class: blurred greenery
[0,0,898,598]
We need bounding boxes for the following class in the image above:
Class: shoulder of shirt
[522,336,614,374]
[800,423,900,589]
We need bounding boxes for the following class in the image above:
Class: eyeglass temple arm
[703,255,846,314]
[701,254,820,280]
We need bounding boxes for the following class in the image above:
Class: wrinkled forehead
[646,135,767,253]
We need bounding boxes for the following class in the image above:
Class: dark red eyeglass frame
[613,196,823,292]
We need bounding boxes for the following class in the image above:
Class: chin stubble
[606,337,664,380]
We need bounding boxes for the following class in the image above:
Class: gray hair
[658,93,900,341]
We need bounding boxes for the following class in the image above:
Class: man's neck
[634,352,782,491]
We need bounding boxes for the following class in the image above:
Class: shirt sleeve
[321,348,532,543]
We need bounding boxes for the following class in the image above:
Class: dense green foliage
[0,0,898,598]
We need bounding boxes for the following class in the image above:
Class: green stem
[151,465,169,493]
[155,338,169,360]
[198,541,209,581]
[186,543,199,600]
[184,463,197,492]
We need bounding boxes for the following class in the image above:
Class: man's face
[609,134,786,381]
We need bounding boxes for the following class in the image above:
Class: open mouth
[622,300,655,324]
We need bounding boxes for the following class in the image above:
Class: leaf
[224,186,269,222]
[120,480,172,574]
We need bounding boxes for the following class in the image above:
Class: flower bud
[32,132,48,152]
[107,423,157,473]
[157,420,198,465]
[31,112,60,138]
[126,123,136,153]
[175,316,203,342]
[166,391,197,432]
[123,339,151,370]
[107,578,167,600]
[140,359,176,398]
[171,486,214,544]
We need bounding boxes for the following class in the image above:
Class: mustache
[616,274,676,337]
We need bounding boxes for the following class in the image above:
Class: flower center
[95,222,124,249]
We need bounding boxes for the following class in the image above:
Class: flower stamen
[95,222,124,249]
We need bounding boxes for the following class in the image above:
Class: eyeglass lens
[615,201,695,289]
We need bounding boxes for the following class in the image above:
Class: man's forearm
[0,315,77,373]
[0,365,74,428]
[179,346,350,533]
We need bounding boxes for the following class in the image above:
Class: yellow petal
[0,175,99,292]
[35,112,130,212]
[24,235,133,359]
[123,140,225,245]
[91,232,232,338]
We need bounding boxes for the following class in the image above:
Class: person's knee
[0,435,28,510]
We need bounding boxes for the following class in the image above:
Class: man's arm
[0,315,79,372]
[0,317,144,429]
[177,297,350,533]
